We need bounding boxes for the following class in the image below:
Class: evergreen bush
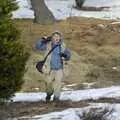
[0,0,29,100]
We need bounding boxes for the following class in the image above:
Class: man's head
[52,31,62,44]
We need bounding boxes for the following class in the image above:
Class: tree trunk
[75,0,85,8]
[31,0,56,24]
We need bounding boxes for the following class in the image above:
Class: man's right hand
[41,36,51,43]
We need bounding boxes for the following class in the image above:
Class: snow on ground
[45,0,120,20]
[11,86,120,120]
[12,86,120,102]
[61,86,120,101]
[12,0,34,19]
[12,0,120,20]
[19,103,120,120]
[20,108,83,120]
[84,0,120,7]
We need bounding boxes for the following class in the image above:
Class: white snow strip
[61,86,120,101]
[12,0,34,19]
[12,92,46,102]
[66,83,77,87]
[19,103,120,120]
[45,0,120,20]
[62,86,74,91]
[111,21,120,24]
[12,86,120,102]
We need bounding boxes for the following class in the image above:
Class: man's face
[52,34,61,44]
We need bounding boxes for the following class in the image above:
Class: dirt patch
[0,101,88,119]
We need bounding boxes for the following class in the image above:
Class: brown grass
[13,17,120,91]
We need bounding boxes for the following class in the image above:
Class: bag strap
[44,44,60,61]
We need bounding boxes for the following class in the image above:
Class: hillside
[13,17,120,92]
[1,15,120,120]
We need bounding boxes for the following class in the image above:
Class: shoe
[46,93,53,102]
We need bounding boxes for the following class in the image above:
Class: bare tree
[31,0,56,24]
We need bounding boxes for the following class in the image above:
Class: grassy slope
[14,17,120,92]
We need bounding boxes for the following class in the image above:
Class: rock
[111,21,120,25]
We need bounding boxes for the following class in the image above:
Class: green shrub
[0,0,29,100]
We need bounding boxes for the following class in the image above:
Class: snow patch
[12,86,120,102]
[11,86,120,120]
[45,0,120,20]
[12,0,34,19]
[12,92,46,102]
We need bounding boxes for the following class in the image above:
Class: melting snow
[12,86,120,102]
[13,0,120,20]
[18,103,120,120]
[11,86,120,120]
[45,0,120,20]
[12,0,34,19]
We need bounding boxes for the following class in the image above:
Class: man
[37,31,71,101]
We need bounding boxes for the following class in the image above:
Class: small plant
[80,107,114,120]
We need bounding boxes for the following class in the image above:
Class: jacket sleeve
[36,39,47,51]
[61,48,71,61]
[36,37,52,51]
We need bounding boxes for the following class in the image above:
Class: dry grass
[13,17,120,91]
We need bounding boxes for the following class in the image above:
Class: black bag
[36,44,60,73]
[36,60,46,73]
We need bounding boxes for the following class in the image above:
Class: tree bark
[31,0,56,24]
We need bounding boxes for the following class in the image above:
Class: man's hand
[60,53,67,58]
[60,48,71,61]
[41,36,51,43]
